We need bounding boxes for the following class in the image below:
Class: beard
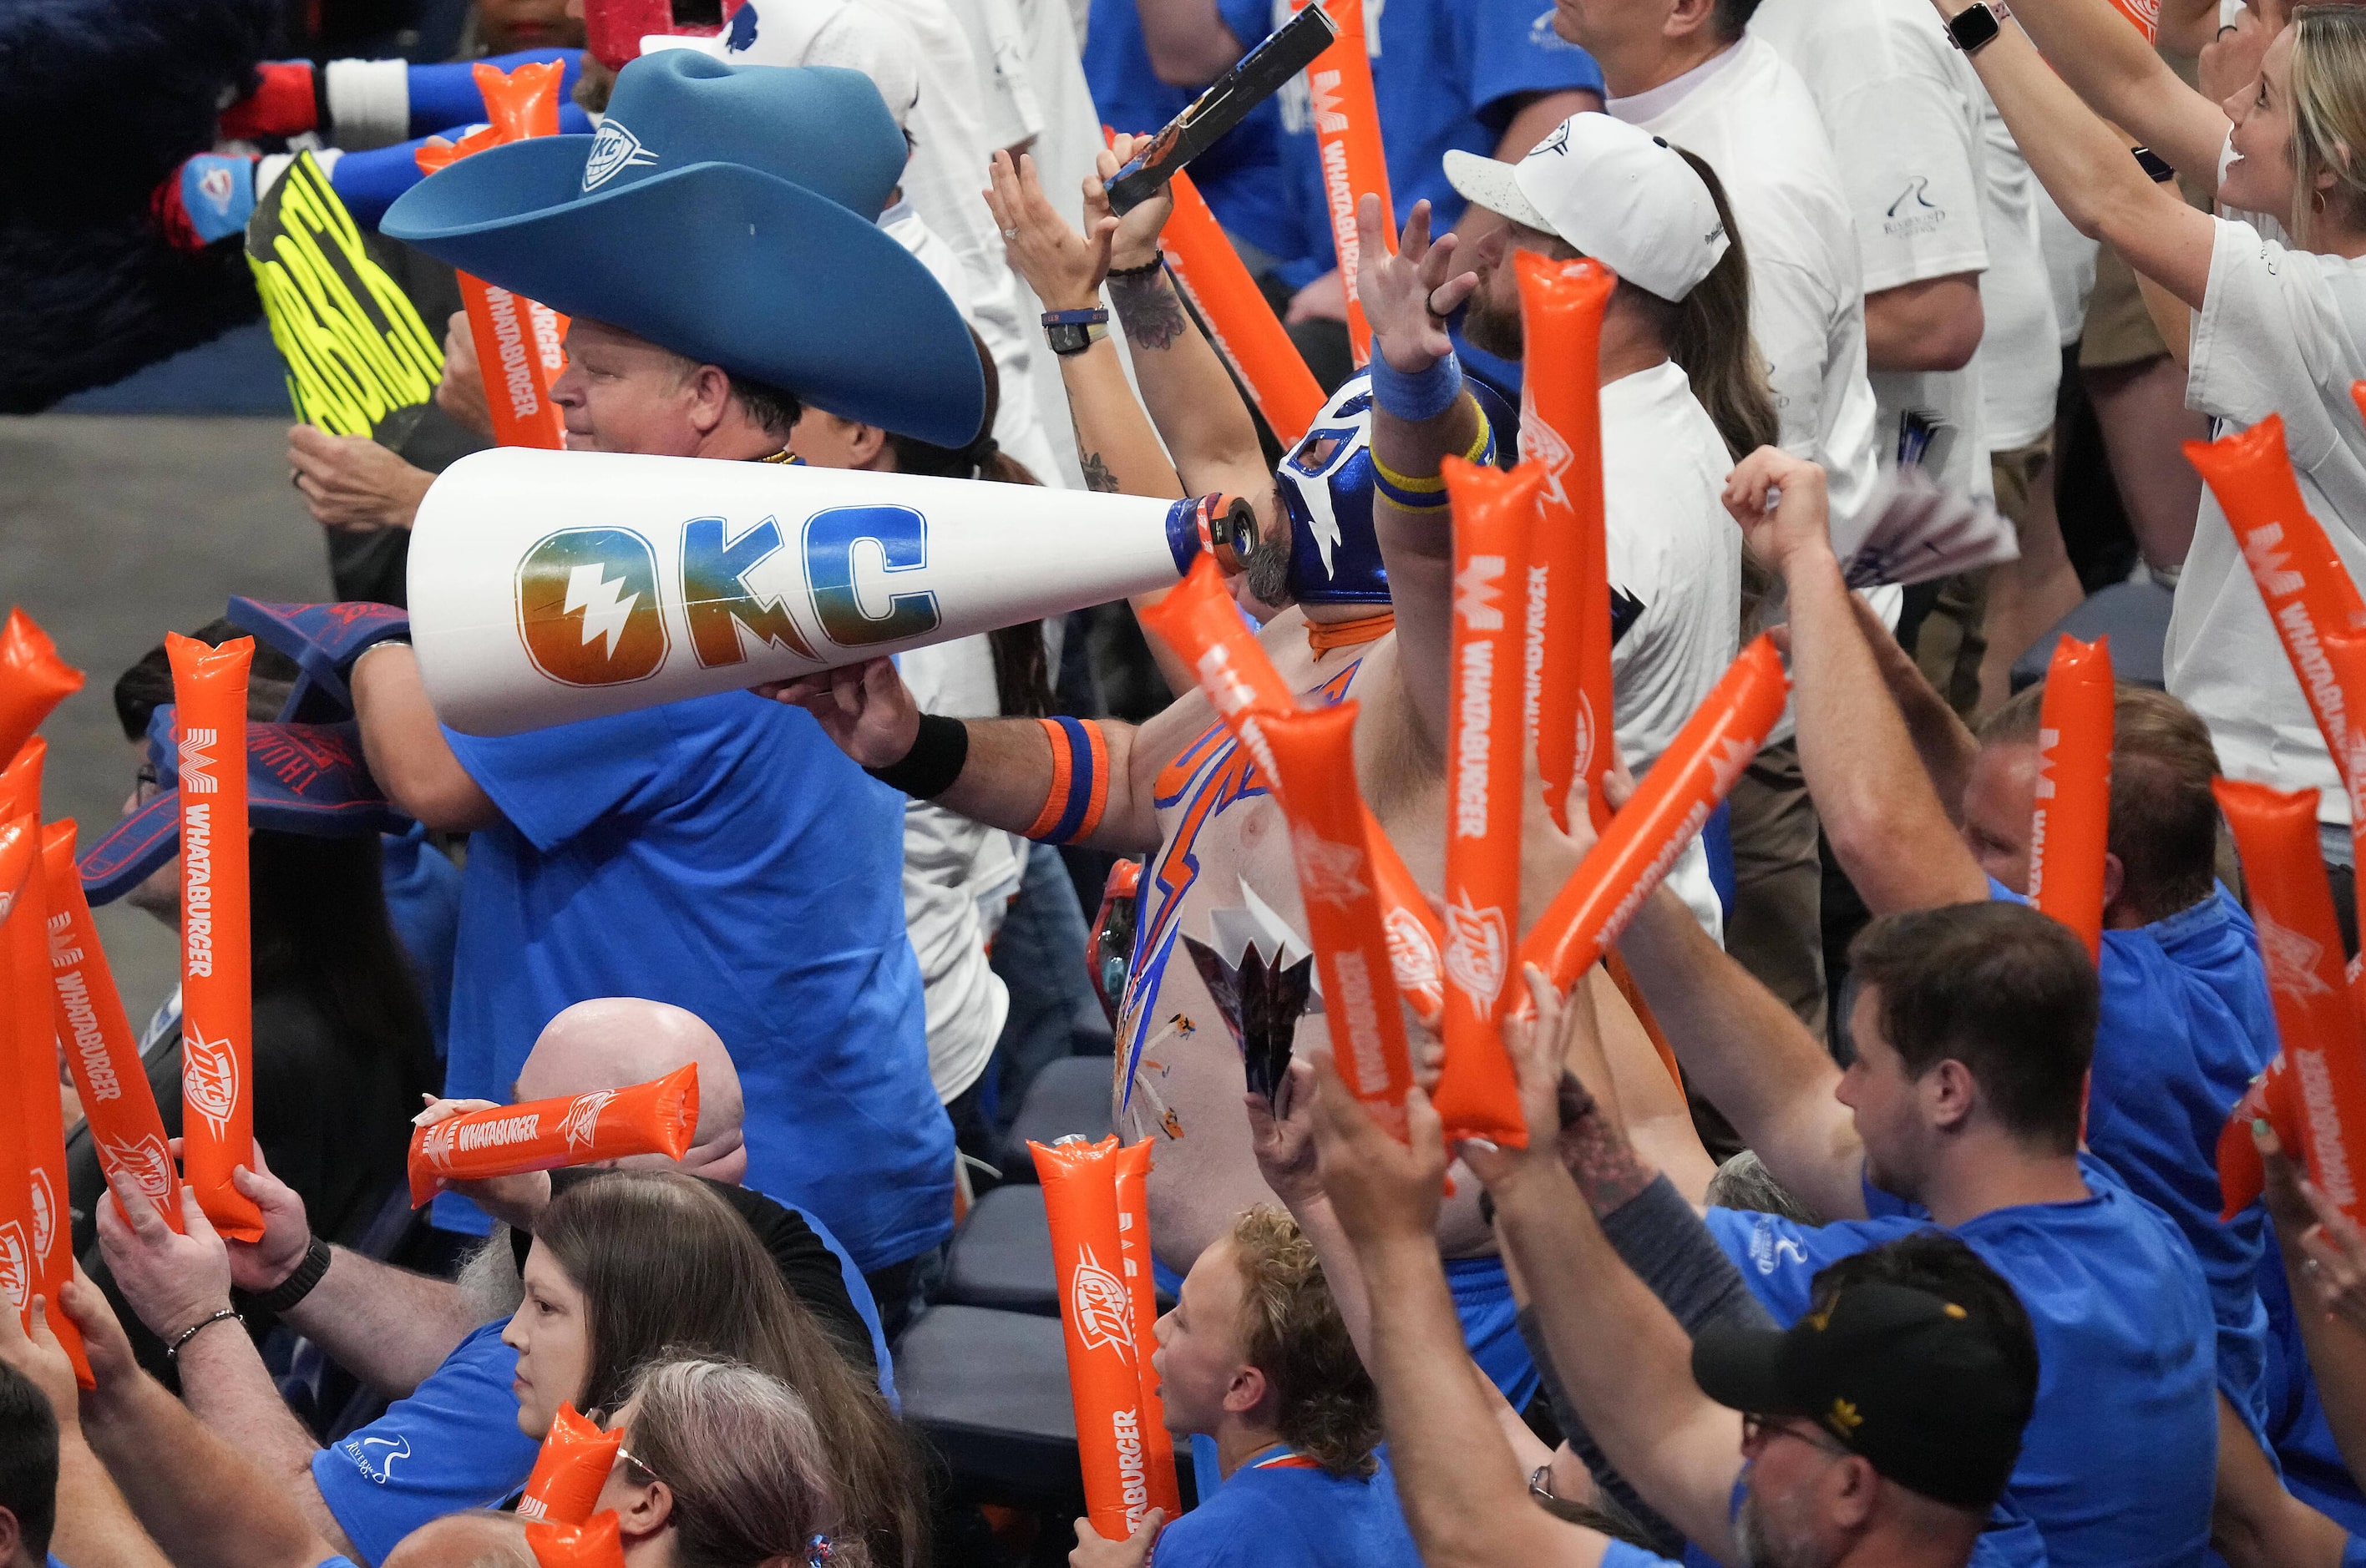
[1459,290,1526,362]
[1735,1485,1836,1568]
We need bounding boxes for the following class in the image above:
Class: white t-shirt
[1607,38,1886,556]
[1752,0,1993,502]
[941,0,1044,154]
[1604,360,1740,943]
[1976,89,2062,451]
[2035,180,2097,347]
[2170,218,2366,826]
[897,636,1028,1101]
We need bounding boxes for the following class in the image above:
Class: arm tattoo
[1555,1071,1658,1216]
[1080,451,1119,493]
[1109,269,1189,352]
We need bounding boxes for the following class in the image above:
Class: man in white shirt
[1546,0,1882,1046]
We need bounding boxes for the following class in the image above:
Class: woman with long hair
[511,1170,927,1567]
[1951,0,2366,886]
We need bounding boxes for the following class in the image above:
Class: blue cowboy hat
[381,51,985,447]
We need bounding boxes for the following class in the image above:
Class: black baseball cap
[1690,1279,2037,1510]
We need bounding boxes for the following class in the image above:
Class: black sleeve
[1516,1175,1776,1557]
[541,1171,877,1381]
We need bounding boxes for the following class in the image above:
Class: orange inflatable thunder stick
[0,609,84,769]
[2217,780,2366,1227]
[519,1402,624,1525]
[1291,0,1392,367]
[527,1512,627,1568]
[1133,554,1444,1025]
[1255,702,1421,1139]
[2187,417,2366,769]
[1431,458,1541,1145]
[1111,1140,1183,1519]
[1158,169,1327,448]
[166,635,266,1241]
[1514,254,1618,835]
[2025,636,2113,964]
[0,752,89,1383]
[43,820,183,1233]
[1033,1136,1163,1542]
[407,1063,700,1207]
[2217,1051,2302,1220]
[1523,636,1791,990]
[0,820,43,1323]
[413,61,571,450]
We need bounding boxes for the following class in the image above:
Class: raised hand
[1244,1059,1323,1209]
[752,658,922,767]
[221,1140,311,1294]
[1720,446,1834,576]
[1352,196,1477,374]
[1091,133,1177,273]
[985,149,1118,314]
[1307,1046,1448,1250]
[95,1171,232,1343]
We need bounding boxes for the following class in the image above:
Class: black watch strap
[238,1235,331,1315]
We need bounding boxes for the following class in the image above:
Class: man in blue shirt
[1122,0,1601,383]
[355,54,965,1303]
[1605,447,2222,1567]
[1722,442,2276,1424]
[1071,1206,1421,1568]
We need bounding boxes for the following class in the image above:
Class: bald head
[517,998,747,1181]
[382,1511,532,1568]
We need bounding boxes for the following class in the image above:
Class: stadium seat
[894,1304,1085,1505]
[2009,577,2173,693]
[943,1184,1175,1318]
[999,1055,1116,1181]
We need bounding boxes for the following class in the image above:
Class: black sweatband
[237,1234,332,1315]
[864,713,970,798]
[1106,257,1165,279]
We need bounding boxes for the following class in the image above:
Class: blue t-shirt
[1990,879,2277,1421]
[1703,1155,2218,1568]
[1153,1451,1421,1567]
[1082,0,1299,265]
[380,822,462,1060]
[312,1323,542,1565]
[1672,1479,2047,1568]
[1238,0,1604,287]
[438,693,950,1272]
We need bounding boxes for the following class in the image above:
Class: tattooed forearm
[1109,269,1189,352]
[1554,1071,1658,1216]
[1080,451,1119,493]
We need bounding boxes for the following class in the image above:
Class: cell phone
[1104,6,1340,215]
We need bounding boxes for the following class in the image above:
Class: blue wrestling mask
[1276,369,1516,605]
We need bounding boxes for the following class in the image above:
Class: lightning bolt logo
[565,564,638,660]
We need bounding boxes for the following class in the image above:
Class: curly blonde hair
[1228,1206,1382,1479]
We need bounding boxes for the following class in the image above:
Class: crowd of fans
[18,0,2366,1565]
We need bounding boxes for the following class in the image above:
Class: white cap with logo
[1442,112,1729,304]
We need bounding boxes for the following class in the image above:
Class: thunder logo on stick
[1433,458,1542,1146]
[43,820,184,1233]
[168,634,266,1241]
[1033,1136,1161,1541]
[1513,254,1618,835]
[2216,780,2366,1227]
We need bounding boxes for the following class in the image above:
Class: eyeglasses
[615,1441,668,1491]
[1742,1413,1852,1460]
[134,761,163,806]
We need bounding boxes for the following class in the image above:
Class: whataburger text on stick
[1255,702,1421,1140]
[1132,554,1444,1025]
[1522,635,1791,990]
[0,751,89,1384]
[43,820,184,1232]
[2025,635,2113,964]
[2214,779,2366,1228]
[167,635,266,1241]
[1513,254,1618,836]
[1111,1141,1183,1519]
[1290,0,1391,367]
[413,60,570,450]
[1157,169,1327,448]
[1434,458,1541,1146]
[406,1062,700,1207]
[1033,1136,1163,1541]
[0,608,84,769]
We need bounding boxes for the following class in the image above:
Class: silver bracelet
[166,1308,241,1359]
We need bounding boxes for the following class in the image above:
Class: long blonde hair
[2286,6,2366,245]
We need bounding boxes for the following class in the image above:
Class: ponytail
[1655,148,1779,462]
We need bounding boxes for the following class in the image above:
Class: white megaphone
[405,448,1259,736]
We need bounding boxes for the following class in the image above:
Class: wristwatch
[1944,0,2009,52]
[1042,307,1110,357]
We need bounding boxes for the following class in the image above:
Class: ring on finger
[1004,226,1020,240]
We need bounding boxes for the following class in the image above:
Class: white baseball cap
[1443,113,1729,303]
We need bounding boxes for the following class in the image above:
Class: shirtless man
[771,125,1726,1399]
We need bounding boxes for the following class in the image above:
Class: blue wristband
[1366,351,1464,423]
